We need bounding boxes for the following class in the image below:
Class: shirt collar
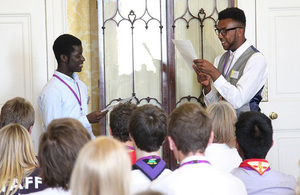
[54,70,79,82]
[230,40,251,60]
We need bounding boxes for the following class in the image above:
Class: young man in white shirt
[38,34,107,138]
[193,7,268,115]
[129,104,172,195]
[149,103,247,195]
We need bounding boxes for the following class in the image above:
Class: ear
[271,140,274,148]
[29,125,33,134]
[235,140,245,160]
[235,140,239,150]
[60,54,68,63]
[168,136,176,150]
[237,27,245,37]
[129,133,135,143]
[207,131,214,146]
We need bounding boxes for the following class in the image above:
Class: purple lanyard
[222,51,234,78]
[137,155,161,162]
[180,160,211,168]
[53,74,82,113]
[126,146,135,150]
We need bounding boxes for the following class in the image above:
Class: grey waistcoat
[217,46,263,115]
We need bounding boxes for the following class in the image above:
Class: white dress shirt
[38,71,94,138]
[204,41,268,109]
[149,155,247,195]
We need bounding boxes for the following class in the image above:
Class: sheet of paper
[101,97,133,112]
[172,39,198,71]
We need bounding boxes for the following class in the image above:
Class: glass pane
[102,0,164,135]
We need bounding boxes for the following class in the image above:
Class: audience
[205,101,242,172]
[70,136,131,195]
[0,97,35,133]
[129,104,171,194]
[28,118,91,195]
[0,124,47,195]
[149,103,246,195]
[110,102,138,165]
[231,111,296,194]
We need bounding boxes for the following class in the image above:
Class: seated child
[110,102,137,164]
[231,111,296,194]
[129,104,171,194]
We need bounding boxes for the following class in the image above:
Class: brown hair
[129,104,167,152]
[38,118,91,190]
[168,103,212,154]
[110,102,137,142]
[0,97,35,131]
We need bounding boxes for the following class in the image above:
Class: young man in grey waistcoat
[193,7,268,115]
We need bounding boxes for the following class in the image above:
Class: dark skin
[57,45,107,123]
[193,18,246,94]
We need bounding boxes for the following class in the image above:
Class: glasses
[215,27,243,36]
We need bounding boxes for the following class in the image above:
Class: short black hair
[235,111,273,159]
[218,7,246,26]
[53,34,81,63]
[129,104,167,152]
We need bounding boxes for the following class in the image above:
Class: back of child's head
[0,97,35,131]
[109,102,137,142]
[70,136,131,195]
[206,101,237,148]
[39,118,91,190]
[235,111,273,159]
[168,103,212,155]
[129,104,167,152]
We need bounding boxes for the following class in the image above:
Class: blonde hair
[206,101,237,148]
[71,136,131,195]
[0,123,38,195]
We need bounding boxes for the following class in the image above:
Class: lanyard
[53,74,82,114]
[222,51,234,78]
[180,160,211,168]
[126,146,135,150]
[137,155,161,162]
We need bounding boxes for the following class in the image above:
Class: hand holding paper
[101,97,133,112]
